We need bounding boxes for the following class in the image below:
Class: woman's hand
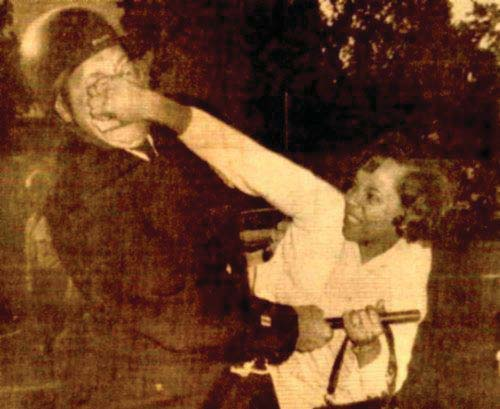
[343,300,385,345]
[343,300,385,367]
[87,75,151,123]
[87,76,191,134]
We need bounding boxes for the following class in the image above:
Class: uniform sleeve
[238,296,299,364]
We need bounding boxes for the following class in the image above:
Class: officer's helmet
[20,7,121,109]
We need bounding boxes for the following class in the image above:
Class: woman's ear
[394,198,430,242]
[54,92,73,123]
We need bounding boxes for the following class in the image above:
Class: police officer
[20,8,332,408]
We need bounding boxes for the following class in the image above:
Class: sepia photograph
[0,1,498,408]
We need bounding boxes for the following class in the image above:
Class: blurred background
[0,1,498,408]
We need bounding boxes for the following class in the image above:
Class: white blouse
[179,107,432,408]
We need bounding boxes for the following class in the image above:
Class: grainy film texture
[0,1,498,409]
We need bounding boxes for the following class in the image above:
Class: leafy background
[0,0,498,246]
[0,2,497,408]
[117,0,499,245]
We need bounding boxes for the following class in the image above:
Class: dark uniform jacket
[46,126,297,408]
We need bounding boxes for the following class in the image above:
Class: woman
[89,76,453,409]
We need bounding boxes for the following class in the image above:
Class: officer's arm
[232,296,299,364]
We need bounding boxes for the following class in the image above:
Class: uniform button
[226,264,233,275]
[155,383,164,392]
[260,314,272,327]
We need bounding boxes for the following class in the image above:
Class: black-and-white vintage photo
[0,1,498,408]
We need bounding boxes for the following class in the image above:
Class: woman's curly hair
[357,132,456,243]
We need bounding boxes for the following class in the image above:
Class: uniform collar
[125,134,158,162]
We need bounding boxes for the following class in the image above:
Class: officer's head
[20,7,149,149]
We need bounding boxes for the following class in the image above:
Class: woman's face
[343,158,407,245]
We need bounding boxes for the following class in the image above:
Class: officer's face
[62,45,149,149]
[342,158,406,245]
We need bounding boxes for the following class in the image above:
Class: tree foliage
[252,0,497,157]
[458,1,499,63]
[118,0,498,241]
[118,1,263,136]
[118,1,497,151]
